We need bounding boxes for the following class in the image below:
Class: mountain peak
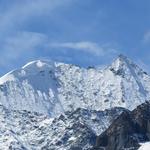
[108,54,149,96]
[22,60,54,70]
[109,54,137,74]
[118,54,128,60]
[19,59,59,77]
[114,54,131,65]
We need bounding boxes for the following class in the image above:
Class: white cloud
[50,41,117,56]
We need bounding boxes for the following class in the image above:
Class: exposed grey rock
[94,102,150,150]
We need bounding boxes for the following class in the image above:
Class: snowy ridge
[0,55,150,116]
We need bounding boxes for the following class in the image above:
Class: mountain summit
[0,55,150,116]
[109,54,144,75]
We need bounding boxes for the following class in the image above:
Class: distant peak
[115,54,132,63]
[110,54,131,68]
[108,54,137,74]
[118,54,128,60]
[114,55,141,69]
[108,54,148,78]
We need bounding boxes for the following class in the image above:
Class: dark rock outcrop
[93,102,150,150]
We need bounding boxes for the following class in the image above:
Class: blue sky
[0,0,150,75]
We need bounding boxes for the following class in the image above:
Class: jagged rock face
[0,104,123,150]
[131,102,150,138]
[0,55,150,116]
[94,102,150,150]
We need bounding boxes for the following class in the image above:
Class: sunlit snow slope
[139,142,150,150]
[0,55,150,116]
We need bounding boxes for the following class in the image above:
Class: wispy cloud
[0,0,75,73]
[1,32,117,62]
[50,41,117,56]
[0,31,47,67]
[0,0,73,35]
[143,30,150,43]
[0,0,119,74]
[0,31,118,72]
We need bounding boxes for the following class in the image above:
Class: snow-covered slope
[139,142,150,150]
[0,55,150,116]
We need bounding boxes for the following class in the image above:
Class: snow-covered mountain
[0,55,150,116]
[1,54,150,150]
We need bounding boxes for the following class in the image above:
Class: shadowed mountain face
[93,102,150,150]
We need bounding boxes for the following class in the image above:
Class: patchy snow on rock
[0,104,123,150]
